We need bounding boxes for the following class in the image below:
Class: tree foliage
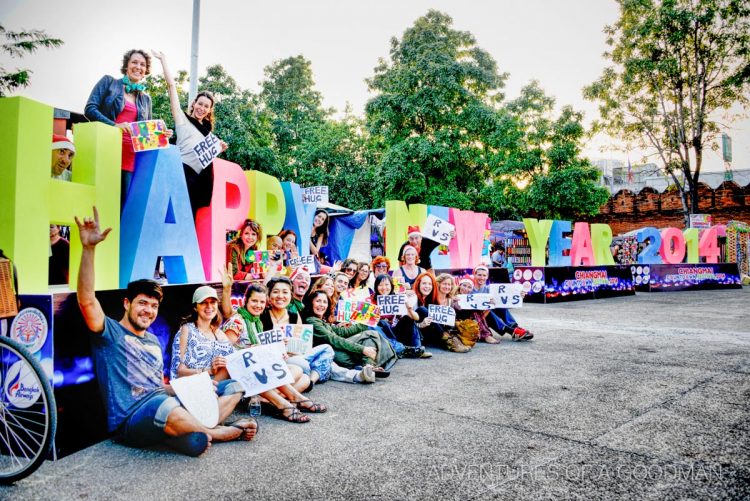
[0,24,63,97]
[584,0,750,222]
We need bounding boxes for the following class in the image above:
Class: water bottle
[248,395,261,417]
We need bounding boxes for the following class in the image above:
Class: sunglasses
[345,267,357,273]
[374,264,388,269]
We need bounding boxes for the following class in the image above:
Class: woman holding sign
[304,291,396,374]
[414,272,471,353]
[392,246,425,289]
[85,49,154,205]
[227,219,263,280]
[310,209,330,264]
[371,274,431,359]
[220,281,324,423]
[152,51,228,218]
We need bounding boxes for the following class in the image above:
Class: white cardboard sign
[428,304,456,326]
[422,215,455,245]
[488,283,524,308]
[226,343,294,396]
[302,186,329,204]
[170,371,219,428]
[192,132,222,171]
[377,294,408,316]
[455,293,495,310]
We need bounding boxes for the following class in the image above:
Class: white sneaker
[358,365,376,384]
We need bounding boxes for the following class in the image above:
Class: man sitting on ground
[472,265,534,341]
[75,207,257,457]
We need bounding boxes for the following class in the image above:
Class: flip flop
[163,432,209,457]
[229,418,259,440]
[294,400,327,413]
[272,406,311,423]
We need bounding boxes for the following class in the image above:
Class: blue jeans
[286,345,334,382]
[486,309,518,334]
[115,379,243,448]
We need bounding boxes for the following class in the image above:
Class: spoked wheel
[0,335,56,484]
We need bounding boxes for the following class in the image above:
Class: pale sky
[2,0,747,172]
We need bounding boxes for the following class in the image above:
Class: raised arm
[75,206,112,334]
[152,51,186,127]
[219,263,234,319]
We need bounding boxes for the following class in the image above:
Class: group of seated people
[73,206,535,458]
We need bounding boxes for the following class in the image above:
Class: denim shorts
[115,380,244,447]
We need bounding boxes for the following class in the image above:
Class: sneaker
[357,365,376,384]
[402,346,424,358]
[419,350,433,358]
[511,327,534,341]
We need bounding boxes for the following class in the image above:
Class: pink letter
[570,222,595,266]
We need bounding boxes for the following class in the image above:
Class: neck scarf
[122,76,145,94]
[237,307,262,345]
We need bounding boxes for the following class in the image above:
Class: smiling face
[321,278,335,297]
[458,282,473,295]
[334,274,350,293]
[51,148,74,176]
[377,279,392,296]
[241,227,258,249]
[268,282,292,310]
[311,293,329,318]
[313,211,327,228]
[190,95,213,121]
[403,248,418,265]
[126,52,148,83]
[408,234,422,248]
[343,264,357,278]
[438,278,454,296]
[195,297,218,323]
[282,233,296,251]
[292,273,311,298]
[124,294,159,332]
[474,269,489,288]
[245,291,266,316]
[418,276,433,297]
[357,264,370,281]
[268,238,282,252]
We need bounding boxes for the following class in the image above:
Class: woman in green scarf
[222,280,326,423]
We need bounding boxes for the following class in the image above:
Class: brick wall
[586,181,750,234]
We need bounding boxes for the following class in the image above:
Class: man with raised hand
[75,207,257,457]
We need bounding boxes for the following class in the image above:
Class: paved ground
[2,288,748,500]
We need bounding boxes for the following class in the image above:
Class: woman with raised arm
[309,209,330,264]
[152,51,227,218]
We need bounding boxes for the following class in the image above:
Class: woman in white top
[153,51,227,218]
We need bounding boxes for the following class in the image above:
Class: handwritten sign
[422,215,455,245]
[283,324,313,355]
[170,371,219,428]
[488,283,524,308]
[257,328,284,345]
[129,120,169,152]
[243,250,271,279]
[377,294,408,316]
[336,300,381,327]
[302,186,329,204]
[288,254,317,273]
[226,343,293,396]
[428,304,456,326]
[192,132,221,171]
[392,277,407,293]
[455,293,495,310]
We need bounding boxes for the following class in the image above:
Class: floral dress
[170,322,234,380]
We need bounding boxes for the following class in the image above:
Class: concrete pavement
[2,287,748,500]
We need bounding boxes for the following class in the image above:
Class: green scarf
[237,307,262,346]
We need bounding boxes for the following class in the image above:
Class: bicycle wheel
[0,335,57,484]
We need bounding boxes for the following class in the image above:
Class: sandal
[294,400,328,413]
[274,406,311,423]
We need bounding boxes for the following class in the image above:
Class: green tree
[484,82,610,220]
[0,24,63,96]
[365,10,507,210]
[584,0,750,225]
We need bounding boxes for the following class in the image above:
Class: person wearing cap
[51,133,75,181]
[472,265,534,341]
[456,275,497,343]
[75,207,257,457]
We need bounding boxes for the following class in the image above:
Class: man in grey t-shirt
[75,207,257,456]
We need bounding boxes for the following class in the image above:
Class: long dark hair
[303,290,333,323]
[312,209,329,247]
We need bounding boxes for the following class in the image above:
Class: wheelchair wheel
[0,335,57,484]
